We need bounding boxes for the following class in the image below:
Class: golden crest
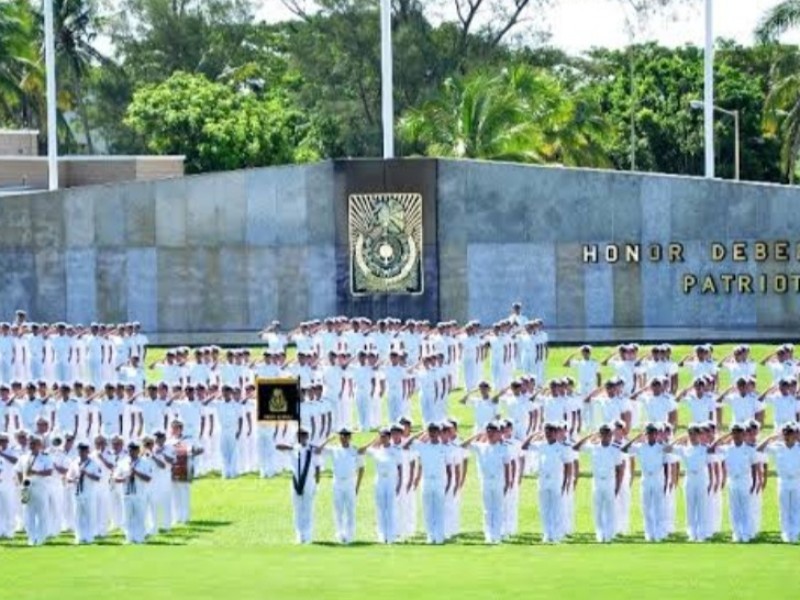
[348,193,424,295]
[268,388,288,413]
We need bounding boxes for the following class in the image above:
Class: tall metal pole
[380,0,394,159]
[43,0,59,190]
[733,110,740,181]
[704,0,715,179]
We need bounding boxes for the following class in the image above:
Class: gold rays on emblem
[348,193,424,296]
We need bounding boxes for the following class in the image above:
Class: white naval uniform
[530,440,571,543]
[502,437,523,538]
[612,439,632,535]
[288,444,319,544]
[216,400,243,479]
[383,364,407,423]
[673,444,711,541]
[367,445,401,544]
[685,393,718,424]
[765,393,800,429]
[581,442,624,542]
[322,446,364,544]
[16,452,54,545]
[569,358,599,427]
[459,335,480,392]
[0,452,17,538]
[148,444,175,533]
[467,397,499,435]
[628,442,668,542]
[719,443,757,543]
[69,457,103,543]
[116,456,153,543]
[765,442,800,543]
[469,442,510,544]
[411,440,450,544]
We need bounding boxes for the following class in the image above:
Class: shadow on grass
[0,519,232,549]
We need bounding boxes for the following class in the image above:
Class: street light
[690,100,740,181]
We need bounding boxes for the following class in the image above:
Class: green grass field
[1,343,798,599]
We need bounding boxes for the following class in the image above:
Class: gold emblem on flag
[269,388,288,413]
[348,193,424,295]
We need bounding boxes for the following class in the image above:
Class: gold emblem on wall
[349,193,424,295]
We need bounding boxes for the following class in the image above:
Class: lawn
[1,343,798,599]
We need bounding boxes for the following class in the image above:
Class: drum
[172,443,191,482]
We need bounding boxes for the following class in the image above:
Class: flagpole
[703,0,714,179]
[380,0,394,159]
[43,0,59,190]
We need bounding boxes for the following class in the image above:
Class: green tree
[0,0,36,125]
[399,64,609,165]
[124,71,321,173]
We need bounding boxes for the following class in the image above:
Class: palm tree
[400,71,545,162]
[36,0,111,153]
[757,0,800,42]
[0,0,36,122]
[399,64,609,167]
[763,48,800,182]
[757,1,800,181]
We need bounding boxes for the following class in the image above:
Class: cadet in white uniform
[574,424,624,543]
[714,423,758,543]
[406,423,452,545]
[671,424,713,541]
[216,385,244,479]
[318,428,364,544]
[759,423,800,543]
[67,442,103,544]
[462,422,511,544]
[564,345,601,430]
[526,423,572,543]
[16,435,54,545]
[115,441,153,544]
[278,428,320,544]
[623,423,670,542]
[365,428,402,544]
[0,433,17,538]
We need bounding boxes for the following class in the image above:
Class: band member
[115,441,153,544]
[68,442,103,544]
[167,419,203,526]
[16,435,54,546]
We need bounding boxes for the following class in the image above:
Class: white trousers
[481,480,504,543]
[641,477,665,541]
[220,434,239,479]
[94,487,111,537]
[258,428,279,478]
[171,482,191,525]
[539,485,563,542]
[23,490,48,545]
[729,484,752,542]
[374,478,396,543]
[0,485,15,538]
[615,480,631,535]
[463,359,478,392]
[684,476,709,541]
[123,494,148,543]
[355,392,372,431]
[74,493,96,543]
[778,480,800,543]
[387,390,404,424]
[422,480,445,544]
[292,487,316,544]
[333,482,356,543]
[592,481,616,542]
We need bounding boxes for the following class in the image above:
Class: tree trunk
[73,76,94,153]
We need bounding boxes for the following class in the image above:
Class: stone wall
[2,158,800,334]
[0,163,337,332]
[437,159,800,328]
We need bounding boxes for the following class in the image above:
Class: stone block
[126,247,158,330]
[124,182,156,247]
[96,250,128,323]
[65,249,97,324]
[0,194,33,247]
[155,177,187,247]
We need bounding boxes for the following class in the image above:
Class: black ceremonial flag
[256,378,301,423]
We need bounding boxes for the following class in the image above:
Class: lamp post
[690,100,740,181]
[380,0,394,159]
[43,0,58,190]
